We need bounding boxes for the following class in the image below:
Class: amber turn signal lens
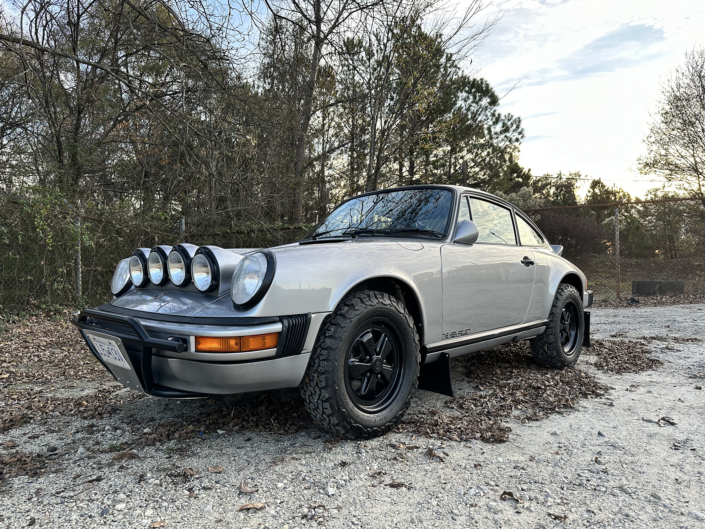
[195,336,241,352]
[241,332,279,352]
[195,332,279,353]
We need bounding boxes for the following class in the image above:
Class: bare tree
[639,47,705,206]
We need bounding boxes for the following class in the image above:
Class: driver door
[441,195,536,337]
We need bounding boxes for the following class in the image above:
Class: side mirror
[551,245,564,256]
[454,220,479,245]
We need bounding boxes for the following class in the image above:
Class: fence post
[615,206,621,299]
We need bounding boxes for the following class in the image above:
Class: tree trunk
[292,6,323,224]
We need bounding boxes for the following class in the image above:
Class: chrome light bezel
[191,248,219,292]
[231,249,276,311]
[148,246,171,286]
[110,258,132,296]
[129,249,150,288]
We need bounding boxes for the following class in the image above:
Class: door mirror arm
[454,220,479,245]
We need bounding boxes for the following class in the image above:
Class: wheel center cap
[372,358,383,373]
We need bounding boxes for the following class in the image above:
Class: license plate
[85,332,132,371]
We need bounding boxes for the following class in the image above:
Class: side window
[516,215,544,246]
[468,198,517,245]
[458,196,471,223]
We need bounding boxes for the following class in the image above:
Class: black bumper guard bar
[72,309,205,398]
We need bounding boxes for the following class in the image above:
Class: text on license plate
[86,333,132,371]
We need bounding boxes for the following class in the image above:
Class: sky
[467,0,705,198]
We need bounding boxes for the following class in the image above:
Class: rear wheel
[530,284,584,368]
[300,290,420,439]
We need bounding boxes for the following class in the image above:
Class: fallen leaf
[500,491,523,504]
[548,512,568,522]
[238,502,265,511]
[184,468,196,477]
[386,481,410,489]
[238,482,258,493]
[658,416,677,426]
[149,522,167,528]
[208,466,224,473]
[425,447,446,462]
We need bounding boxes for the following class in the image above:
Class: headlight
[110,258,132,296]
[192,253,216,292]
[231,250,275,309]
[148,250,167,285]
[129,253,148,287]
[167,250,188,286]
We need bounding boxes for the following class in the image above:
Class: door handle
[521,256,534,267]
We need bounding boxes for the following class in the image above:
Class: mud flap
[418,352,454,397]
[583,311,591,347]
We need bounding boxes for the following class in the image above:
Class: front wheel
[530,284,584,368]
[300,290,420,439]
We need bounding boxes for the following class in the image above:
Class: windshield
[306,188,454,240]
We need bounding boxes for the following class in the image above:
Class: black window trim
[514,210,548,248]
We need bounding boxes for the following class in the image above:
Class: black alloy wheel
[345,323,403,413]
[559,300,580,355]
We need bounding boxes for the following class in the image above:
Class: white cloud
[467,0,705,197]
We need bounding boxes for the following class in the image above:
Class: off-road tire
[530,284,584,369]
[300,290,420,439]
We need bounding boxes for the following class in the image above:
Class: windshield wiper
[385,228,446,238]
[310,227,446,240]
[310,229,350,240]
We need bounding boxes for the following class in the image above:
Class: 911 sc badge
[442,329,472,340]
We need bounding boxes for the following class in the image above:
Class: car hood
[109,238,442,319]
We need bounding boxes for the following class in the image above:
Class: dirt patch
[588,339,663,374]
[400,342,610,443]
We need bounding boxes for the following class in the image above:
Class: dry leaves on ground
[0,451,47,482]
[0,313,102,386]
[129,392,313,447]
[589,339,663,374]
[401,342,610,443]
[1,387,143,433]
[594,294,705,309]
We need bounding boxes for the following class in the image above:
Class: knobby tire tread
[300,290,420,439]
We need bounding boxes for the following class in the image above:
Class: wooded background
[1,0,704,309]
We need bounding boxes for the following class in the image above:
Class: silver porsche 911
[73,185,593,438]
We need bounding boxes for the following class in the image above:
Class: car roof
[352,184,505,203]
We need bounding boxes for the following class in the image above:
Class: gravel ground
[1,304,704,528]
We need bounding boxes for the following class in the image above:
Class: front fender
[236,241,444,342]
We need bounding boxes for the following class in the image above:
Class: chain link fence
[527,198,705,301]
[2,193,704,312]
[0,194,309,311]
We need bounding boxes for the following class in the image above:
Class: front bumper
[72,307,318,397]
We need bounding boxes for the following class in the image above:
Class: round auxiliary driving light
[129,254,147,287]
[148,251,166,285]
[191,253,215,292]
[111,258,132,296]
[167,250,188,286]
